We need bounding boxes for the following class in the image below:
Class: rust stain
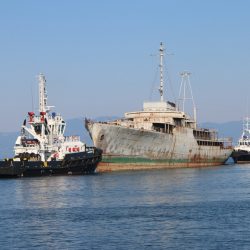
[96,161,225,172]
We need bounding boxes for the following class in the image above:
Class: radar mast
[159,42,165,102]
[39,73,48,113]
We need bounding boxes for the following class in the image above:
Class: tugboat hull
[231,150,250,164]
[0,150,102,178]
[0,162,25,178]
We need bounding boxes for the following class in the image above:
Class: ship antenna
[159,42,164,102]
[31,83,34,112]
[38,73,48,113]
[246,97,249,119]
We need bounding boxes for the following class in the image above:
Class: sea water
[0,164,250,249]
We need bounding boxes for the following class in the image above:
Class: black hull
[0,149,102,178]
[231,150,250,163]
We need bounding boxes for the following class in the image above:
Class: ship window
[193,130,212,140]
[61,125,65,133]
[173,118,182,127]
[152,123,173,134]
[197,140,222,147]
[34,125,42,134]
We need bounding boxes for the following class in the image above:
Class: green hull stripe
[102,156,223,164]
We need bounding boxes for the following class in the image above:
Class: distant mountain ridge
[65,116,119,144]
[0,117,241,159]
[0,132,19,159]
[200,121,241,143]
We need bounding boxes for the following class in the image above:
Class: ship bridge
[123,101,196,131]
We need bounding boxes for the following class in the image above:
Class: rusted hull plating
[86,122,233,172]
[97,161,227,172]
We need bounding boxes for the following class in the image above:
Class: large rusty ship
[85,43,233,172]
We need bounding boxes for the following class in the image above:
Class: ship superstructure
[14,73,86,162]
[85,43,233,171]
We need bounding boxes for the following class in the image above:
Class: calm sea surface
[0,164,250,249]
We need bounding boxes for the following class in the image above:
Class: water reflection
[0,165,250,249]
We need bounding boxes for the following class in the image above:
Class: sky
[0,0,250,132]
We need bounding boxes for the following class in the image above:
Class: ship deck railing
[196,137,232,148]
[219,137,233,148]
[194,135,217,140]
[85,146,102,155]
[64,136,81,142]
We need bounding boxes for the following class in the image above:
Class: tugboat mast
[159,42,164,102]
[39,73,48,113]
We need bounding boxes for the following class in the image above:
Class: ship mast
[178,71,197,126]
[159,42,164,102]
[39,73,48,113]
[243,117,250,137]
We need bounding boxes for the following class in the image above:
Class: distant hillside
[65,116,119,145]
[0,132,19,159]
[0,118,241,159]
[200,121,241,143]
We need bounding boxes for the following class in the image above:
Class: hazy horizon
[0,114,244,133]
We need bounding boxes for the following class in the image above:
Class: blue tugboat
[0,74,102,177]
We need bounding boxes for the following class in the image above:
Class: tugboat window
[34,125,42,134]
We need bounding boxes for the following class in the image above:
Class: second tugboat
[0,74,102,177]
[231,117,250,163]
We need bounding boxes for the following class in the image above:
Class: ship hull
[231,150,250,164]
[0,150,102,178]
[86,122,232,172]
